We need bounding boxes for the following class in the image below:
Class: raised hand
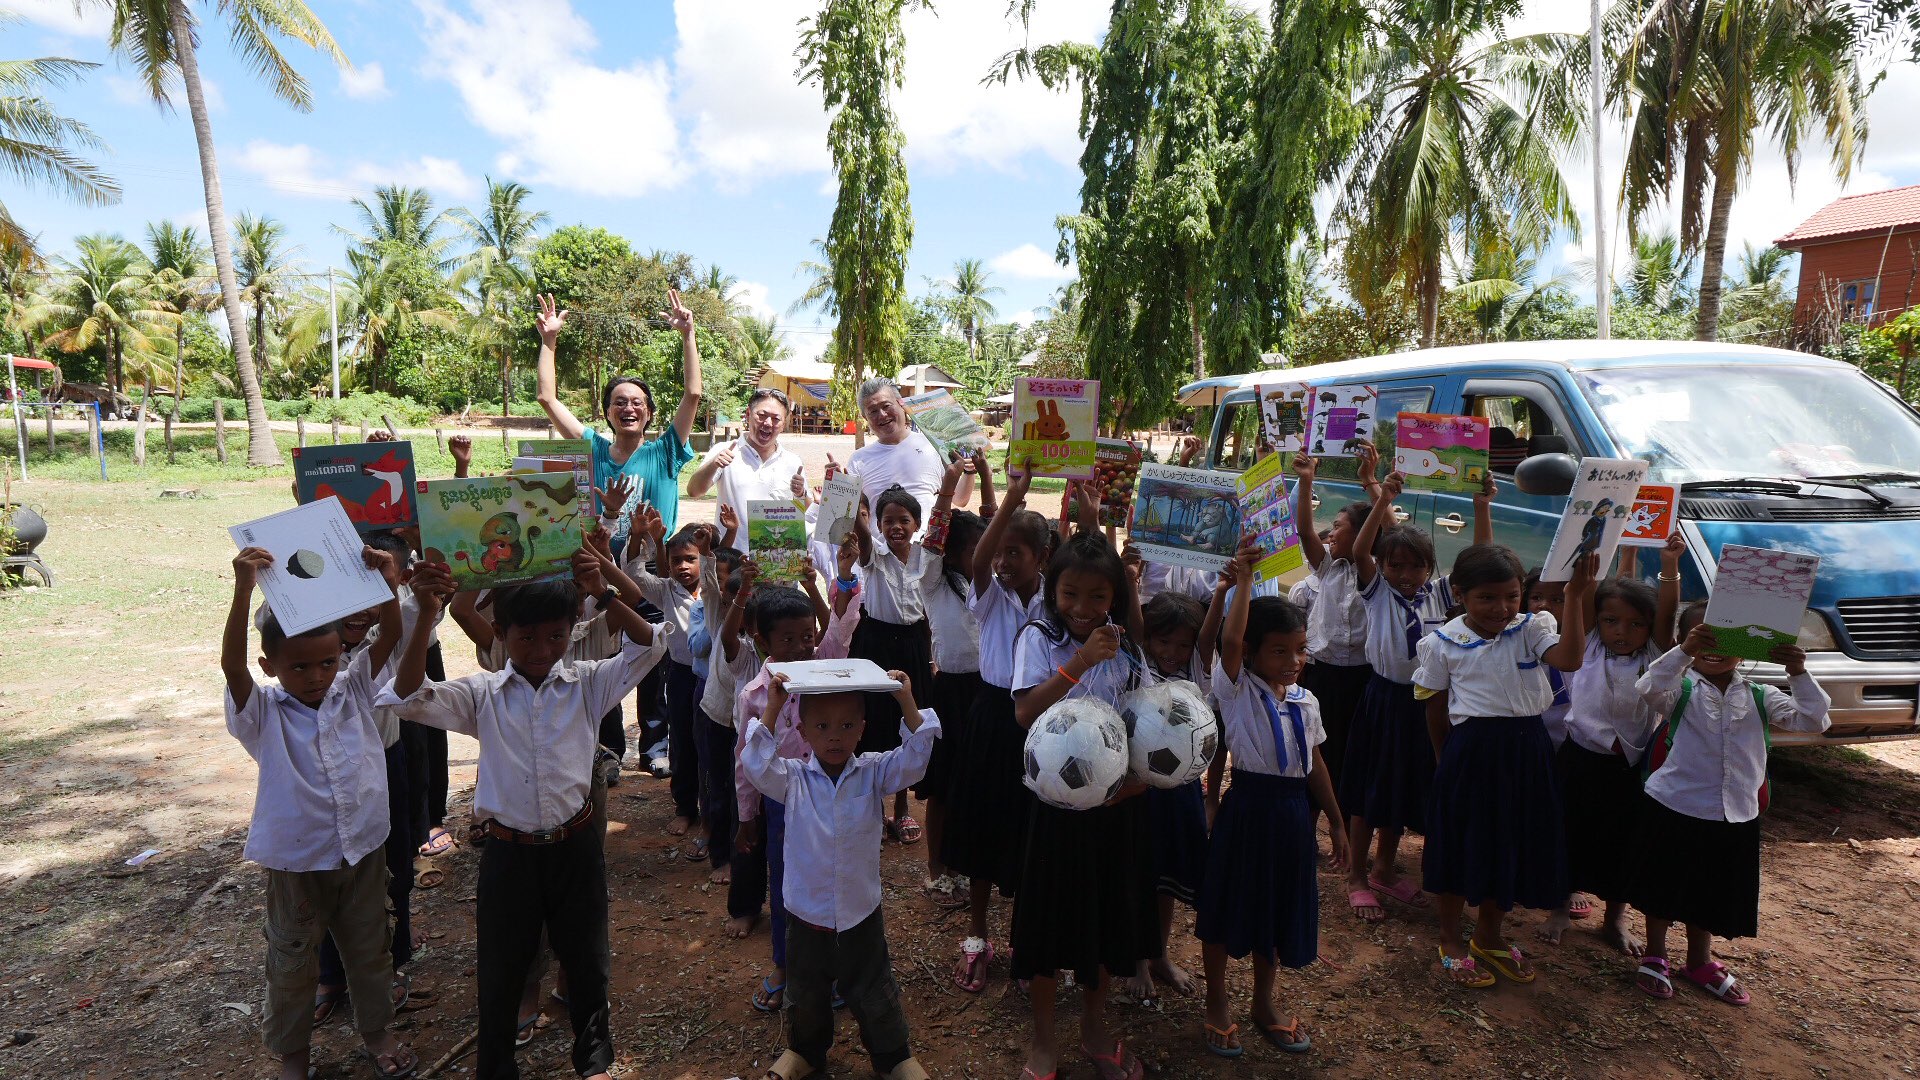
[594,475,637,520]
[1660,531,1687,569]
[1681,622,1719,658]
[740,557,761,593]
[887,669,915,713]
[1567,551,1599,599]
[1768,643,1808,676]
[1005,455,1036,499]
[692,523,718,556]
[1077,624,1122,667]
[823,453,841,482]
[572,546,607,597]
[1473,470,1497,508]
[232,546,273,591]
[764,671,791,723]
[536,293,568,343]
[410,561,455,612]
[790,468,808,500]
[368,429,395,443]
[1356,442,1380,483]
[1292,452,1317,482]
[718,502,740,535]
[1178,435,1202,467]
[660,287,695,335]
[1379,470,1406,501]
[448,434,472,473]
[637,504,665,545]
[586,524,616,563]
[362,544,400,589]
[710,440,737,471]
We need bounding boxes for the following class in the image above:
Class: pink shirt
[733,589,861,821]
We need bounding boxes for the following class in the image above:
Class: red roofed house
[1777,185,1920,335]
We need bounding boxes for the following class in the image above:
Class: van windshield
[1580,363,1920,484]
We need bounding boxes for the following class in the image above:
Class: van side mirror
[1515,453,1578,497]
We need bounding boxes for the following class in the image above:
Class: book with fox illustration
[1009,376,1099,480]
[416,468,591,591]
[291,441,418,533]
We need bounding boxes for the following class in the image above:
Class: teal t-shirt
[590,428,694,541]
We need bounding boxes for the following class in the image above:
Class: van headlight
[1798,610,1838,652]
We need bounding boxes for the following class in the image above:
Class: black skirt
[940,686,1032,895]
[1195,772,1318,967]
[1147,780,1208,905]
[1557,740,1642,902]
[1299,660,1372,797]
[1626,796,1761,939]
[918,669,982,800]
[850,612,934,755]
[1338,674,1435,835]
[1009,795,1160,984]
[1421,715,1568,912]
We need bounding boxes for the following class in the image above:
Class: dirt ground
[4,477,1920,1079]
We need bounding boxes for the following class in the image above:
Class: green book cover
[747,499,810,584]
[417,468,591,590]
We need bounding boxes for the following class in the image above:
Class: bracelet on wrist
[1657,571,1682,582]
[1056,664,1080,685]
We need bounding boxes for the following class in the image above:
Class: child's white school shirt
[1634,645,1830,823]
[743,709,940,930]
[1360,573,1453,684]
[1287,572,1320,625]
[1306,558,1368,666]
[379,631,669,833]
[919,558,981,676]
[1012,622,1141,704]
[974,576,1047,690]
[1151,648,1211,699]
[225,649,390,873]
[1139,562,1218,604]
[701,627,761,727]
[1563,636,1661,759]
[1211,657,1325,779]
[624,545,703,667]
[861,544,927,625]
[1412,613,1560,724]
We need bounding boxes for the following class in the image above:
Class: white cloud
[1010,308,1038,327]
[990,242,1076,282]
[781,321,833,366]
[232,140,480,202]
[672,0,830,185]
[338,61,391,101]
[730,280,778,320]
[8,0,110,39]
[415,0,683,199]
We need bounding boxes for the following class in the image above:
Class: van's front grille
[1836,597,1920,657]
[1681,498,1920,522]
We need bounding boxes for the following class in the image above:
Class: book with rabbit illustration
[1704,544,1820,661]
[1257,382,1313,456]
[1620,484,1679,547]
[1394,413,1490,494]
[416,468,591,591]
[1010,376,1099,480]
[292,441,418,533]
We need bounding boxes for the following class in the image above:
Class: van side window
[1467,393,1564,475]
[1212,400,1266,473]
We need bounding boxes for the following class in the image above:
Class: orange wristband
[1057,665,1079,685]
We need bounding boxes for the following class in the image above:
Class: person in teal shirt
[534,290,703,544]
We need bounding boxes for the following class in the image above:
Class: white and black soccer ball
[1023,697,1130,811]
[1120,679,1219,789]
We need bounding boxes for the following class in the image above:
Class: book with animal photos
[1009,376,1099,480]
[1541,458,1649,582]
[1620,484,1679,547]
[763,658,903,695]
[229,498,395,636]
[416,468,591,591]
[814,471,862,547]
[747,499,810,584]
[903,388,988,461]
[1256,382,1314,456]
[1307,383,1379,460]
[291,441,418,533]
[1394,413,1491,493]
[1127,463,1241,572]
[1235,451,1305,583]
[1704,544,1820,661]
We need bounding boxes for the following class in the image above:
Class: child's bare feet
[1537,907,1572,945]
[1150,956,1196,995]
[709,864,731,885]
[1125,961,1157,1006]
[667,815,692,836]
[1601,909,1645,957]
[727,913,758,939]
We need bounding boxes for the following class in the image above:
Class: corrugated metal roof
[1777,185,1920,247]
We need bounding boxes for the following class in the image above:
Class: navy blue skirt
[1300,660,1371,797]
[1195,772,1318,967]
[1556,740,1641,902]
[1147,780,1208,905]
[939,685,1031,895]
[1421,715,1568,912]
[1010,795,1161,984]
[1626,796,1761,939]
[918,669,982,800]
[852,613,933,755]
[1338,674,1435,835]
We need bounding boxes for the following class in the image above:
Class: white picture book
[814,472,862,547]
[1541,458,1649,582]
[764,658,903,695]
[228,497,393,636]
[1256,381,1313,455]
[1704,544,1821,662]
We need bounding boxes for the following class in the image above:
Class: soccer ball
[1120,679,1219,789]
[1023,697,1131,811]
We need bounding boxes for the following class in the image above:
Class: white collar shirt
[701,630,761,727]
[225,649,390,873]
[1212,658,1325,778]
[918,554,981,675]
[1563,636,1661,758]
[742,709,941,929]
[1413,613,1561,725]
[708,440,805,553]
[1306,558,1368,665]
[378,633,668,832]
[861,544,927,625]
[973,576,1046,689]
[1635,645,1830,823]
[1360,572,1453,684]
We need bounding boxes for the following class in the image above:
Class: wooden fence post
[296,416,306,448]
[436,428,445,451]
[213,399,228,463]
[85,405,100,460]
[331,418,341,445]
[42,407,53,456]
[359,420,369,442]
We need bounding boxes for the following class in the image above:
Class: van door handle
[1309,494,1322,510]
[1390,506,1410,525]
[1435,513,1467,533]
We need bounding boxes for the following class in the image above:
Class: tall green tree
[1615,0,1867,339]
[342,185,455,269]
[0,51,119,258]
[452,178,548,414]
[1617,229,1697,314]
[798,0,920,443]
[935,258,1003,359]
[93,0,349,466]
[234,212,300,382]
[144,219,210,427]
[29,233,177,395]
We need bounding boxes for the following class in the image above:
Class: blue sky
[8,0,1920,362]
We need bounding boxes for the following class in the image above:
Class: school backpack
[1641,678,1773,813]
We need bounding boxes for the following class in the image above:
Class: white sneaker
[649,753,672,778]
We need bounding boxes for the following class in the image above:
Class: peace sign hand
[660,288,695,335]
[536,293,567,344]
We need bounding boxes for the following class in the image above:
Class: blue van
[1181,340,1920,744]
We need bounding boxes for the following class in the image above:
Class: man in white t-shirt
[685,387,810,551]
[844,378,972,535]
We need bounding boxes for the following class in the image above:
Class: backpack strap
[1641,676,1692,781]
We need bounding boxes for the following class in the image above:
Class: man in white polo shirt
[686,387,810,551]
[845,378,972,535]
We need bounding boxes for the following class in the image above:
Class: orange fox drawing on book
[1023,398,1070,441]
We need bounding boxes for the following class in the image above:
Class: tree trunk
[170,0,279,466]
[1420,256,1441,350]
[851,327,867,450]
[500,342,511,419]
[1187,285,1206,381]
[110,332,124,396]
[1695,157,1738,341]
[133,377,150,465]
[255,301,267,390]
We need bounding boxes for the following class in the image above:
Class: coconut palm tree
[144,219,210,428]
[1450,240,1573,340]
[1618,229,1698,314]
[92,0,348,466]
[937,258,1003,360]
[735,314,791,371]
[788,239,837,319]
[0,234,46,356]
[342,185,455,269]
[1615,0,1867,340]
[1336,0,1582,348]
[29,233,177,396]
[451,178,547,413]
[0,52,119,259]
[234,212,301,385]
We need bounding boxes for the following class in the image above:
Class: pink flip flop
[1368,876,1429,908]
[1680,960,1750,1006]
[1348,888,1386,922]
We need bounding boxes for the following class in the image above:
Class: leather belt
[480,801,596,845]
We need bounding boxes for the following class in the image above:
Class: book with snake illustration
[416,467,590,591]
[1010,376,1099,480]
[292,441,418,532]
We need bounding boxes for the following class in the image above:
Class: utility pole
[1592,0,1611,339]
[329,266,340,400]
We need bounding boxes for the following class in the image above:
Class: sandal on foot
[954,937,994,993]
[1204,1021,1244,1058]
[1082,1038,1144,1080]
[364,1044,418,1079]
[897,815,923,844]
[515,1012,550,1047]
[1017,1069,1056,1080]
[1347,888,1386,923]
[1368,876,1429,908]
[882,816,902,843]
[1636,955,1675,1000]
[685,837,710,862]
[1470,940,1538,984]
[1680,960,1750,1006]
[389,971,412,1011]
[1255,1016,1312,1053]
[831,982,846,1010]
[412,866,444,890]
[1567,893,1595,920]
[312,985,346,1026]
[1437,946,1495,988]
[766,1048,813,1080]
[751,977,785,1012]
[417,826,455,857]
